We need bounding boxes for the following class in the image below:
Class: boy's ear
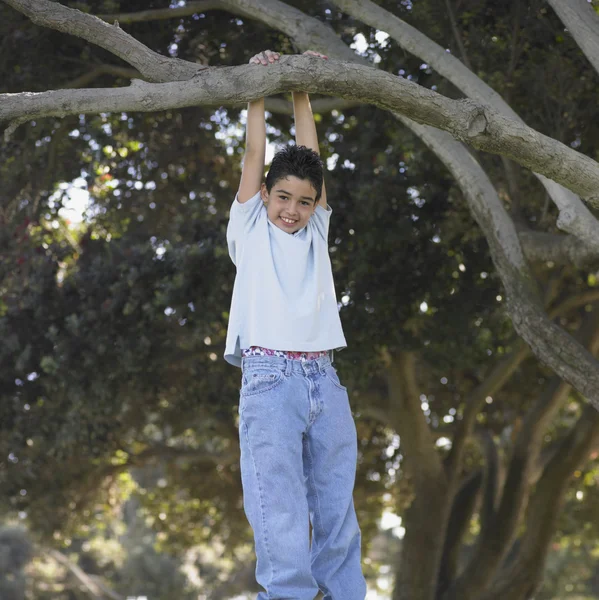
[260,183,269,204]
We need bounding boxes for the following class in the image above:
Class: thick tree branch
[547,0,599,76]
[382,350,448,600]
[97,1,221,24]
[437,469,483,595]
[98,0,355,61]
[519,230,599,268]
[382,350,444,484]
[2,0,205,82]
[3,59,599,207]
[448,293,599,486]
[445,309,599,600]
[330,0,599,253]
[403,120,599,409]
[483,405,599,600]
[61,63,358,115]
[446,341,530,481]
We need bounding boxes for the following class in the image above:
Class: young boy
[224,49,367,600]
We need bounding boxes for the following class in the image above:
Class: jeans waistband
[241,352,333,376]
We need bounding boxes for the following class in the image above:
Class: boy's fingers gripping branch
[302,50,328,60]
[249,49,281,65]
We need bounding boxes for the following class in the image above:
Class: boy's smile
[261,176,318,234]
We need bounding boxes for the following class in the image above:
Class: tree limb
[382,350,444,484]
[547,0,599,76]
[483,404,599,600]
[445,308,599,600]
[381,350,449,600]
[3,58,599,208]
[518,230,599,268]
[97,1,221,24]
[330,0,599,253]
[446,341,530,481]
[403,119,599,407]
[99,0,355,61]
[443,0,473,71]
[2,0,206,82]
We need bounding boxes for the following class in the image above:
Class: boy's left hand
[303,50,328,59]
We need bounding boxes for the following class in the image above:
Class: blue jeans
[238,353,367,600]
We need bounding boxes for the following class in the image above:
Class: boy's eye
[279,196,288,201]
[301,202,310,206]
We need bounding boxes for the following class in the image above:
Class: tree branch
[444,308,599,600]
[446,341,530,481]
[60,63,360,116]
[3,58,599,207]
[403,119,599,407]
[99,0,355,61]
[547,0,599,76]
[437,469,483,596]
[518,230,599,268]
[330,0,599,253]
[443,0,473,71]
[96,1,221,24]
[381,350,449,600]
[483,404,599,600]
[3,0,206,82]
[382,350,444,484]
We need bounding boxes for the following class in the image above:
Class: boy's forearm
[292,92,320,154]
[237,99,265,203]
[246,98,266,157]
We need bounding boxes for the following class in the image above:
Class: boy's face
[261,176,318,234]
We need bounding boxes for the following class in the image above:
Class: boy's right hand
[249,49,280,65]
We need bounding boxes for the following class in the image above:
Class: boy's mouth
[280,217,297,227]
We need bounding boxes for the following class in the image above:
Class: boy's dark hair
[265,145,324,202]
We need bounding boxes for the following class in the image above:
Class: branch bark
[381,351,449,600]
[3,58,599,207]
[483,404,599,600]
[547,0,599,76]
[402,119,599,410]
[443,309,599,600]
[81,0,599,250]
[518,230,599,268]
[329,0,599,253]
[2,0,206,82]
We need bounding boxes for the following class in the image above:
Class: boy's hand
[249,49,280,65]
[302,50,328,60]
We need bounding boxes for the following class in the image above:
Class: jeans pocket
[240,367,284,398]
[324,365,347,391]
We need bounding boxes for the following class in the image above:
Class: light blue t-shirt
[224,191,347,367]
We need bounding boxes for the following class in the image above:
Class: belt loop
[331,349,335,364]
[285,358,292,377]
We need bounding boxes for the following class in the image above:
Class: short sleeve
[226,191,263,266]
[310,202,333,241]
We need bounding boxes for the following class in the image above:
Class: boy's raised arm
[237,50,280,204]
[292,51,329,210]
[292,91,328,210]
[237,97,266,204]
